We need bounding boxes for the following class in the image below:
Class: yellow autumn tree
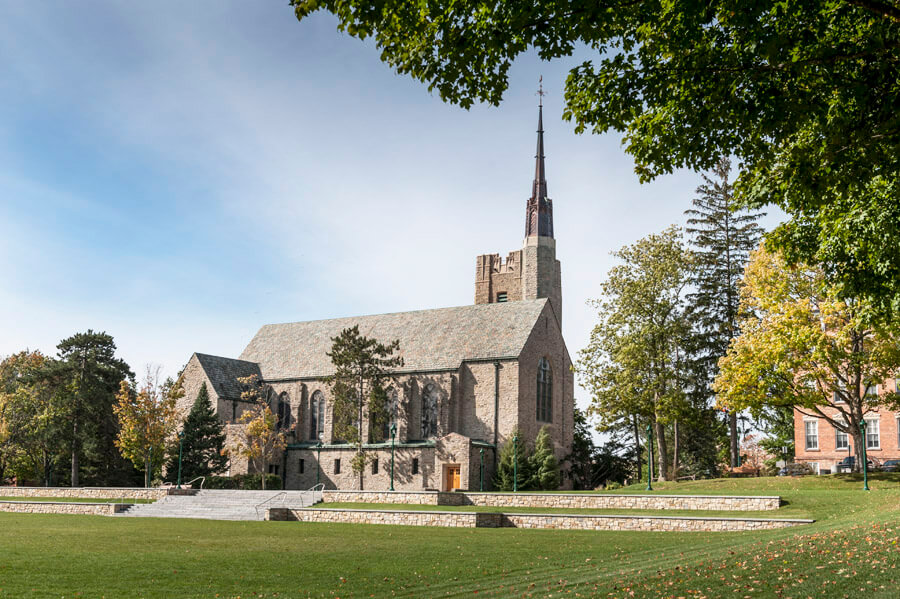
[113,367,180,487]
[226,375,287,490]
[714,246,900,470]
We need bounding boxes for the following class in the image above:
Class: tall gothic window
[536,357,552,422]
[310,390,325,441]
[421,383,438,439]
[276,392,291,431]
[382,388,399,441]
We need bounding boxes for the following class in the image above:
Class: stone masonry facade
[268,507,809,532]
[320,490,781,511]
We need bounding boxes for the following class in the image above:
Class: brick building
[793,380,900,473]
[176,103,574,491]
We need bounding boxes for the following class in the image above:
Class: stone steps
[116,489,322,521]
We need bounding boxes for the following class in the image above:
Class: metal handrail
[255,491,287,519]
[183,476,206,489]
[308,483,325,493]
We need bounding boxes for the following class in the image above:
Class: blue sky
[0,2,782,415]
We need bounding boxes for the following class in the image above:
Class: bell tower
[474,80,562,325]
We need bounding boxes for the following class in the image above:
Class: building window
[866,418,880,449]
[276,392,291,431]
[298,459,305,474]
[422,384,438,439]
[412,458,419,475]
[382,389,399,442]
[804,420,819,450]
[268,464,279,475]
[496,292,508,303]
[536,357,552,422]
[310,390,325,441]
[372,459,379,475]
[334,459,341,475]
[835,422,849,450]
[865,384,880,398]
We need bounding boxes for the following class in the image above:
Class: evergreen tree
[166,382,228,482]
[494,428,533,491]
[529,425,560,490]
[326,326,403,490]
[563,408,599,490]
[685,159,764,468]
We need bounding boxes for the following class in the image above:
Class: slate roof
[194,353,262,400]
[238,299,549,380]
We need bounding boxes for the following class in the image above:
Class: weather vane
[537,75,546,107]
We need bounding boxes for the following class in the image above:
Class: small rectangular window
[866,418,880,449]
[496,292,508,303]
[804,420,819,450]
[835,426,848,450]
[334,459,341,474]
[412,458,419,475]
[372,459,379,475]
[299,459,305,474]
[268,464,279,475]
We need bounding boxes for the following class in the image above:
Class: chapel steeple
[525,79,554,238]
[474,78,563,326]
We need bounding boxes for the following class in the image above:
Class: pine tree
[685,158,764,468]
[167,382,228,482]
[529,425,560,490]
[494,428,533,491]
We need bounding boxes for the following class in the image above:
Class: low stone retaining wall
[0,501,128,516]
[321,490,780,511]
[0,487,186,501]
[322,490,441,505]
[267,507,811,531]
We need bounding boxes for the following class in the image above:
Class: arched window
[310,390,325,441]
[276,392,291,431]
[536,358,552,422]
[421,383,438,439]
[382,388,399,441]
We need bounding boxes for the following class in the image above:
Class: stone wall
[0,501,127,516]
[0,487,170,500]
[453,492,781,511]
[267,507,810,531]
[321,490,781,511]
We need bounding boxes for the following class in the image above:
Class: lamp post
[513,432,519,493]
[646,423,653,491]
[316,437,323,487]
[389,422,397,491]
[176,430,185,489]
[860,420,870,491]
[479,448,485,492]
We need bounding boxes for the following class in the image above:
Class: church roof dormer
[525,78,554,238]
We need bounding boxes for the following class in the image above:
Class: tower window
[496,292,508,303]
[412,458,419,475]
[299,459,305,474]
[536,357,553,422]
[372,459,379,475]
[334,459,341,474]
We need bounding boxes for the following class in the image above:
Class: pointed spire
[526,77,554,238]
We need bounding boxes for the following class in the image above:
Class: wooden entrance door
[445,465,461,491]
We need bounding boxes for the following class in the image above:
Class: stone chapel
[177,102,574,491]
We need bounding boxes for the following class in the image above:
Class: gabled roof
[193,353,261,400]
[239,299,550,380]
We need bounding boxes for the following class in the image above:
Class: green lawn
[0,476,898,598]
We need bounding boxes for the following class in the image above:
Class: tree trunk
[631,414,642,483]
[729,411,738,468]
[655,420,669,481]
[70,419,79,487]
[144,457,151,488]
[851,429,865,473]
[672,419,680,481]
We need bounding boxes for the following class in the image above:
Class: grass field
[0,475,898,598]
